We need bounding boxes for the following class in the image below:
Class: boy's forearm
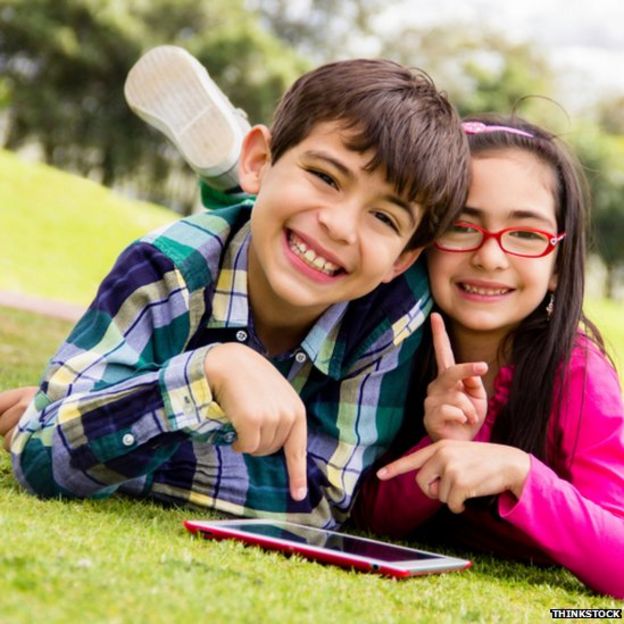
[11,346,234,498]
[10,239,234,498]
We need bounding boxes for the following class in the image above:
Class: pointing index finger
[431,312,455,371]
[283,414,308,502]
[377,444,438,480]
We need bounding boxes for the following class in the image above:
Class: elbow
[11,442,63,498]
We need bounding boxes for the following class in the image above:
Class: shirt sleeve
[498,344,624,599]
[11,241,234,499]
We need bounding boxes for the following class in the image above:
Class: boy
[8,49,469,528]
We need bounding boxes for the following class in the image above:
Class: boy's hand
[204,344,308,501]
[0,386,37,451]
[424,313,488,442]
[377,440,530,513]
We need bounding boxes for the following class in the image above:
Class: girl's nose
[470,236,510,271]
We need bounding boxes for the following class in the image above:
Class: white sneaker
[124,45,250,189]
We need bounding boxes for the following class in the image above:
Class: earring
[546,292,555,319]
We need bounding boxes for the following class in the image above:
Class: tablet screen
[222,521,442,562]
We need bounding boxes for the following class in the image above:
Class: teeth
[289,233,340,276]
[462,284,509,296]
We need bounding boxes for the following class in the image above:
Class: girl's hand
[424,313,488,442]
[377,440,531,513]
[0,386,37,451]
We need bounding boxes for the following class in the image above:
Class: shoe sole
[124,46,248,178]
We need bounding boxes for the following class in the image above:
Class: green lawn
[1,151,623,622]
[0,149,175,305]
[0,307,621,624]
[0,311,619,623]
[585,298,624,378]
[1,305,621,622]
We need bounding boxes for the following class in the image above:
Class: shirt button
[235,330,248,342]
[295,351,307,363]
[223,431,236,444]
[122,433,135,447]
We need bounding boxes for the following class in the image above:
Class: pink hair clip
[462,121,534,138]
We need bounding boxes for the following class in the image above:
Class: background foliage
[1,0,623,294]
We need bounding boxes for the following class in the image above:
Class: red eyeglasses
[435,222,566,258]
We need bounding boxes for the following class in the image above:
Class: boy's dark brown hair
[269,58,470,249]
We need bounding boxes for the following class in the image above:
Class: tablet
[184,519,471,578]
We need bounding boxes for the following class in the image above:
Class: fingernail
[293,487,307,501]
[377,468,388,479]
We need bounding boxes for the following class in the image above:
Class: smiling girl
[356,115,624,599]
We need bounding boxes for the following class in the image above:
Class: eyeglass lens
[439,225,550,256]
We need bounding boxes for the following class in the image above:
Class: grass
[1,306,622,623]
[0,149,175,305]
[1,151,623,621]
[585,298,624,379]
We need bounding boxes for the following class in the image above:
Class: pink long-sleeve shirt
[356,337,624,598]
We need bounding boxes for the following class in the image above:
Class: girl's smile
[455,279,515,300]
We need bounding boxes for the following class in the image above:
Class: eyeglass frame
[434,221,567,258]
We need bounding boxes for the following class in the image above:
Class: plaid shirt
[12,201,431,528]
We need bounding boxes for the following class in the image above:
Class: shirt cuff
[159,345,230,436]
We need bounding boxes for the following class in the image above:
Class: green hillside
[0,149,177,305]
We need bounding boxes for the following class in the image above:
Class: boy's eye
[309,169,338,189]
[372,210,399,233]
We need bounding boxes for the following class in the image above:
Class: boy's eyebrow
[305,150,417,226]
[462,206,555,227]
[381,194,418,226]
[305,150,351,175]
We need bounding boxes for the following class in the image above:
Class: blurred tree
[597,95,624,135]
[247,0,385,60]
[572,126,624,298]
[593,186,624,298]
[0,0,305,212]
[378,23,553,118]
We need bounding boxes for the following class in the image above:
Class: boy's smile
[239,121,423,344]
[286,230,344,281]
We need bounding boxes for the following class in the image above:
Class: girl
[355,115,624,599]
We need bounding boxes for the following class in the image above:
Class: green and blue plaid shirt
[12,200,431,528]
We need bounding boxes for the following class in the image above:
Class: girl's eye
[372,211,399,233]
[451,222,479,235]
[309,169,338,189]
[509,229,546,241]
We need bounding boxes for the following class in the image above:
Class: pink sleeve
[498,344,624,598]
[353,436,443,537]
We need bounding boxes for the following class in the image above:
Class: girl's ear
[238,125,272,194]
[381,247,423,283]
[548,271,558,291]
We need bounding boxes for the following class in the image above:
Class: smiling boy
[10,54,469,528]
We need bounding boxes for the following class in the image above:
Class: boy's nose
[317,203,358,245]
[470,237,509,271]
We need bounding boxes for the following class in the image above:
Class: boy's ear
[381,247,423,283]
[238,124,272,194]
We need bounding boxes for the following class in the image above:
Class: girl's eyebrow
[462,206,555,227]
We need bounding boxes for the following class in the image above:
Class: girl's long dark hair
[406,114,607,465]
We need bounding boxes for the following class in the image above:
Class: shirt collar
[206,223,349,376]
